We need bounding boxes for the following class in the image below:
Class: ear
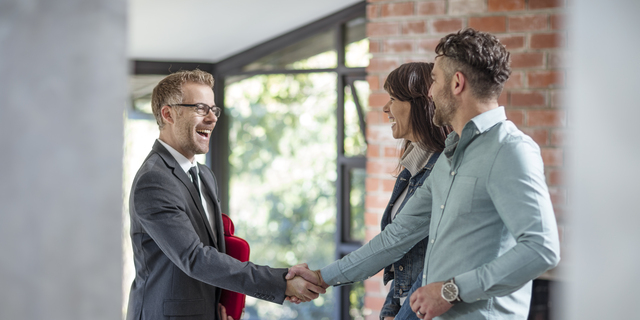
[451,71,466,96]
[160,105,175,125]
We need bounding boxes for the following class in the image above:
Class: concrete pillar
[0,1,126,319]
[563,0,640,319]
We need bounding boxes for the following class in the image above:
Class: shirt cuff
[454,270,491,302]
[320,262,352,286]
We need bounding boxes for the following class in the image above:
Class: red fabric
[220,213,249,320]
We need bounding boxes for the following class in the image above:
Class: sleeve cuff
[455,270,490,302]
[320,262,353,286]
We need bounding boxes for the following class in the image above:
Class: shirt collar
[157,139,197,173]
[468,106,507,134]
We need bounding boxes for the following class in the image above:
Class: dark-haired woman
[378,62,450,320]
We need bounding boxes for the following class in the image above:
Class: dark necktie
[188,166,200,195]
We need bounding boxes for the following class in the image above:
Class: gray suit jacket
[126,141,287,320]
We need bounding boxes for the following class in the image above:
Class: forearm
[321,189,432,285]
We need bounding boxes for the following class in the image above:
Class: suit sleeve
[133,167,288,304]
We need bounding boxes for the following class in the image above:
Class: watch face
[442,283,458,301]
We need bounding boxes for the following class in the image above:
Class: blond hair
[151,69,214,129]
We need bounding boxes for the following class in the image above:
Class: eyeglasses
[172,103,221,117]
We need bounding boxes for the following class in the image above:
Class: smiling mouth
[196,129,212,138]
[389,117,396,125]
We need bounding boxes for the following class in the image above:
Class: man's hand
[285,275,326,303]
[285,263,329,288]
[218,303,233,320]
[409,282,453,320]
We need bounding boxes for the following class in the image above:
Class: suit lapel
[152,141,218,248]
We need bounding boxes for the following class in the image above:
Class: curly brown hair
[151,69,214,129]
[435,28,511,101]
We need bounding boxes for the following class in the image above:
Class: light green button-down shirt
[321,107,560,319]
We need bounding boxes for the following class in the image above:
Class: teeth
[389,118,395,123]
[196,129,212,134]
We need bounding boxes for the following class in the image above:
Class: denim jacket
[379,152,440,319]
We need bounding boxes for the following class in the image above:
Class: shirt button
[423,275,426,279]
[440,205,444,209]
[430,239,435,244]
[398,265,404,271]
[337,282,341,285]
[451,171,456,176]
[476,130,480,134]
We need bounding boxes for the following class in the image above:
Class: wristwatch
[441,278,462,304]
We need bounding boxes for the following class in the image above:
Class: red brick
[417,0,446,15]
[547,168,564,186]
[528,70,564,88]
[369,40,380,53]
[548,187,566,205]
[364,296,386,311]
[529,0,564,9]
[369,92,390,108]
[418,38,441,53]
[498,92,508,106]
[531,32,565,49]
[511,91,545,106]
[365,177,380,192]
[382,179,395,192]
[488,0,525,12]
[508,15,548,32]
[522,128,549,146]
[366,144,380,158]
[365,194,389,210]
[498,35,525,50]
[365,278,383,293]
[432,18,464,33]
[528,110,566,127]
[551,14,565,30]
[541,148,563,166]
[365,212,380,226]
[383,39,414,53]
[403,20,427,34]
[504,72,523,89]
[550,90,564,108]
[550,129,565,145]
[367,22,401,37]
[366,109,384,124]
[367,75,380,91]
[511,52,545,69]
[367,4,379,19]
[548,52,564,68]
[366,160,397,175]
[367,57,400,72]
[384,146,399,158]
[506,109,524,126]
[381,2,415,17]
[469,16,507,33]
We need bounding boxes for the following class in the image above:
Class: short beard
[433,86,457,127]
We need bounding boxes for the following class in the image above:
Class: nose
[383,100,391,113]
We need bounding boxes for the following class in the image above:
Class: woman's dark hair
[383,62,451,163]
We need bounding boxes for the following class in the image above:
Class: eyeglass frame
[171,103,221,117]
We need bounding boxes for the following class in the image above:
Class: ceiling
[128,0,363,63]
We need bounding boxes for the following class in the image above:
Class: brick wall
[364,0,566,318]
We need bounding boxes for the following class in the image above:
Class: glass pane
[344,80,370,157]
[225,72,337,319]
[129,75,166,114]
[345,16,370,68]
[242,29,337,72]
[349,167,366,242]
[348,282,367,320]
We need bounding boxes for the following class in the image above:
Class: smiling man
[126,70,324,320]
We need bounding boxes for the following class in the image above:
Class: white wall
[0,1,126,319]
[563,0,640,319]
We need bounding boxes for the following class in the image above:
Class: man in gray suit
[126,69,324,320]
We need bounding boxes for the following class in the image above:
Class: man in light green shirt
[288,28,560,320]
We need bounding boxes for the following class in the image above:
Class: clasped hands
[284,263,329,304]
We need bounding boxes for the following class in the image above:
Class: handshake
[283,263,329,303]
